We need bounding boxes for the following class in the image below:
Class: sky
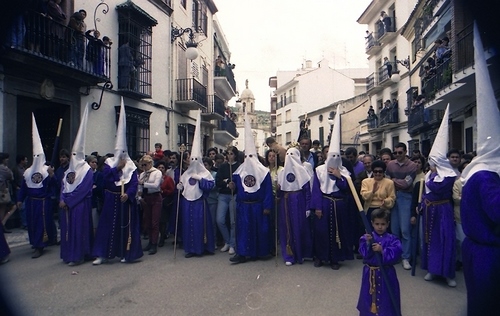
[214,0,373,111]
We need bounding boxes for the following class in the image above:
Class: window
[277,113,282,126]
[276,134,283,145]
[319,126,324,146]
[178,123,196,151]
[192,0,207,36]
[286,132,292,145]
[392,136,399,149]
[284,92,287,106]
[181,0,186,9]
[285,110,291,123]
[115,105,151,160]
[117,2,157,98]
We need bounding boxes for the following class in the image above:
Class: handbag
[0,188,11,204]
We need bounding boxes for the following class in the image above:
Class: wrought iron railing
[366,73,375,91]
[204,95,225,117]
[214,63,236,93]
[176,78,207,108]
[455,24,474,72]
[422,57,452,101]
[219,118,238,138]
[6,11,111,79]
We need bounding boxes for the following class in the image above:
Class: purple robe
[357,233,402,316]
[277,182,313,264]
[0,222,10,260]
[420,174,455,279]
[59,169,93,263]
[92,165,143,261]
[181,178,215,255]
[18,176,57,248]
[461,171,500,315]
[310,174,354,263]
[233,173,273,258]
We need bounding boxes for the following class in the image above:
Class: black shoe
[229,254,247,264]
[158,237,165,248]
[455,261,463,271]
[148,245,157,255]
[331,263,340,270]
[143,243,152,251]
[314,259,323,268]
[185,252,196,258]
[356,254,363,260]
[32,248,43,259]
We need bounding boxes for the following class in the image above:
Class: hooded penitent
[105,97,136,186]
[278,144,311,192]
[315,111,350,194]
[180,110,213,201]
[233,109,269,193]
[24,114,49,189]
[425,104,457,192]
[62,104,91,193]
[461,22,500,185]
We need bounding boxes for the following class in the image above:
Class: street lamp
[391,56,410,83]
[171,25,199,60]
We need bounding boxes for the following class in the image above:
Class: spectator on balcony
[412,94,425,110]
[365,30,374,49]
[118,41,134,89]
[215,55,225,76]
[102,36,112,77]
[384,57,392,78]
[367,106,378,128]
[441,36,452,60]
[67,10,86,68]
[380,11,392,32]
[47,0,66,60]
[390,99,399,123]
[434,39,447,64]
[85,29,105,75]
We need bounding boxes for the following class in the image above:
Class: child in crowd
[357,209,402,316]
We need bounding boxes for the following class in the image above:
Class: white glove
[191,174,202,181]
[306,210,311,218]
[176,182,184,190]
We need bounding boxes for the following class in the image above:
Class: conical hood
[24,114,49,188]
[316,112,349,194]
[105,97,136,185]
[426,104,456,182]
[115,97,128,159]
[180,110,212,201]
[461,22,500,184]
[63,104,91,193]
[233,109,269,193]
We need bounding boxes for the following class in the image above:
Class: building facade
[0,0,237,164]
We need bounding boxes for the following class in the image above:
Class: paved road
[2,228,467,316]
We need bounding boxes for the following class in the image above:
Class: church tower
[238,79,256,128]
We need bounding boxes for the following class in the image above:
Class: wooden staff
[274,155,279,267]
[120,180,125,258]
[173,144,186,260]
[346,176,401,316]
[411,179,425,276]
[50,118,63,167]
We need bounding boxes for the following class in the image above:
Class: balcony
[214,65,236,100]
[1,11,110,87]
[407,105,444,136]
[375,17,397,43]
[214,118,238,145]
[378,62,397,86]
[365,32,381,55]
[367,106,399,131]
[175,78,207,112]
[202,95,225,120]
[421,58,452,102]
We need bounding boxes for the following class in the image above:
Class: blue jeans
[208,200,218,241]
[216,193,235,248]
[391,191,412,260]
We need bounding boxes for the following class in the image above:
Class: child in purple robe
[357,209,402,316]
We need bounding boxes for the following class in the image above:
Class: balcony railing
[365,32,380,52]
[375,17,395,40]
[366,73,375,91]
[4,11,111,80]
[214,64,236,94]
[455,24,474,72]
[378,62,398,83]
[219,118,238,138]
[422,57,452,101]
[204,95,225,118]
[407,105,445,135]
[176,78,207,108]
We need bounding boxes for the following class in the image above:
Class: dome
[240,79,255,100]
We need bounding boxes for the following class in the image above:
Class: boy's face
[372,218,389,235]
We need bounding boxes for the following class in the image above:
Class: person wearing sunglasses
[385,142,417,271]
[360,160,396,223]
